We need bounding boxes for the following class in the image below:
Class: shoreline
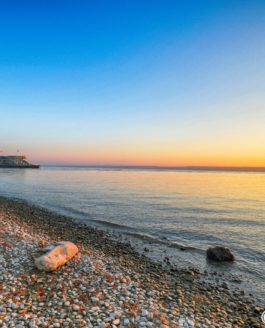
[0,196,263,327]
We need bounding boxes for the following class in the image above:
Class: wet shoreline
[0,196,264,327]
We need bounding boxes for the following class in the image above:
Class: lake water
[0,166,264,302]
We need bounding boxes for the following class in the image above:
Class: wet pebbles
[0,197,263,327]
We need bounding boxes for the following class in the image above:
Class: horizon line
[41,164,265,173]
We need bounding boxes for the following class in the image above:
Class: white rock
[35,241,78,271]
[142,309,148,316]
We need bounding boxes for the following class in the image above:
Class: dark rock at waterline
[222,282,229,289]
[206,246,235,262]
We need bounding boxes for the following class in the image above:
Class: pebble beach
[0,196,263,328]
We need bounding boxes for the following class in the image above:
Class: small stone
[124,318,130,325]
[222,282,229,289]
[141,309,148,316]
[72,304,79,311]
[113,319,120,325]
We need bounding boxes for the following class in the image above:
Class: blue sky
[0,1,265,165]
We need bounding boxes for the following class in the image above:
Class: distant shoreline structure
[44,164,265,173]
[0,156,40,168]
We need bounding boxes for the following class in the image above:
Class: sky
[0,0,265,166]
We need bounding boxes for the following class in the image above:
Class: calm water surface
[0,167,264,301]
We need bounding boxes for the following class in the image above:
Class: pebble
[142,309,148,316]
[113,319,120,325]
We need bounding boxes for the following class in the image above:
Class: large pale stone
[35,241,78,271]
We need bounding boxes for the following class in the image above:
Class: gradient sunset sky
[0,1,264,166]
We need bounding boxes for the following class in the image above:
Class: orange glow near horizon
[27,145,265,168]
